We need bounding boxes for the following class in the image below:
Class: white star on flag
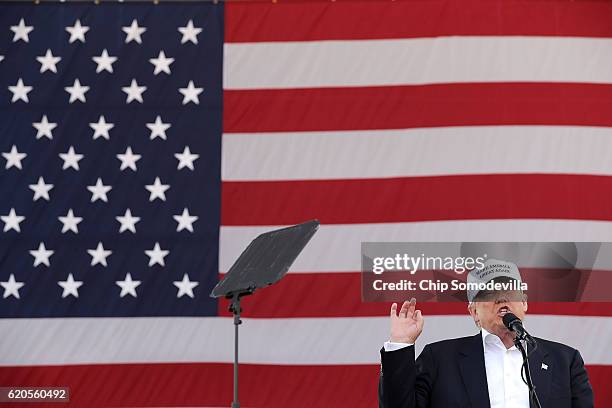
[92,49,118,73]
[88,242,112,267]
[145,177,170,201]
[173,274,199,298]
[10,18,33,43]
[66,19,89,43]
[122,79,147,103]
[122,19,146,44]
[175,146,199,170]
[116,208,141,233]
[64,79,89,103]
[59,146,84,171]
[89,115,114,140]
[1,274,25,299]
[8,78,33,103]
[116,273,141,298]
[146,115,171,140]
[173,208,198,232]
[116,147,141,171]
[37,49,62,73]
[58,273,83,298]
[145,242,169,267]
[178,20,202,44]
[29,176,54,201]
[179,80,203,105]
[147,115,172,140]
[32,115,57,140]
[87,178,112,202]
[149,50,175,75]
[3,145,27,170]
[30,242,54,267]
[1,208,25,233]
[58,209,83,234]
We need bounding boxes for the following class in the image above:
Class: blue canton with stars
[0,3,223,317]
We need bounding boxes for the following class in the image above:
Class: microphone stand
[513,332,542,408]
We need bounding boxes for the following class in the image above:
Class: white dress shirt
[383,328,529,407]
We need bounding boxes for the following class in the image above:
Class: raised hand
[389,298,424,343]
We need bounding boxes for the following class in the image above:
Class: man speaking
[378,259,594,408]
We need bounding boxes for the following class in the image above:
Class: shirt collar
[481,327,520,351]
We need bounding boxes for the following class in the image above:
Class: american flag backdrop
[1,0,612,407]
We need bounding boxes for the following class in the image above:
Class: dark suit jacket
[379,333,594,408]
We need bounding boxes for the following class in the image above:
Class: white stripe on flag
[222,126,612,181]
[224,37,612,89]
[220,222,612,273]
[1,315,610,366]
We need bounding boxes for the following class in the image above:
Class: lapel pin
[541,363,548,370]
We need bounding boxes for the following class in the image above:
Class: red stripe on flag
[224,83,612,133]
[222,174,612,226]
[1,363,610,407]
[217,272,612,318]
[0,363,378,407]
[226,0,612,43]
[587,365,612,408]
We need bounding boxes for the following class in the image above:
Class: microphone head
[502,312,520,329]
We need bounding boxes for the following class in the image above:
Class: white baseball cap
[467,259,523,302]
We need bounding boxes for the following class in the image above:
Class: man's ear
[468,303,480,327]
[522,300,528,313]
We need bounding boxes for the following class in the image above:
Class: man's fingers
[415,310,424,330]
[399,300,410,318]
[390,303,398,318]
[406,297,416,318]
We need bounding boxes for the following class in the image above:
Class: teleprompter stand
[210,220,320,408]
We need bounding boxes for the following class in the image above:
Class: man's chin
[492,321,512,336]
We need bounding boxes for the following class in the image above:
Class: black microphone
[502,312,528,339]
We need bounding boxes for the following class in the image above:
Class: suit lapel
[527,338,550,408]
[458,333,491,408]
